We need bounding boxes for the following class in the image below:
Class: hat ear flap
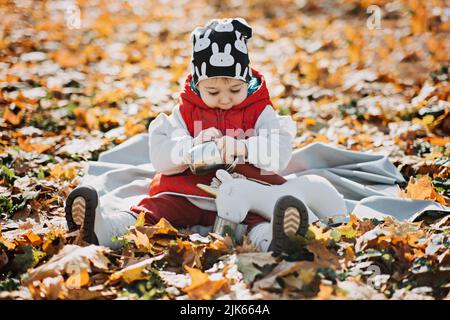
[232,18,252,39]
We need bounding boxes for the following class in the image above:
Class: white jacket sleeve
[243,105,297,173]
[148,105,194,175]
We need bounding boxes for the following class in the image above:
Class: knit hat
[190,17,253,85]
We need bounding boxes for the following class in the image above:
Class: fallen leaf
[66,269,90,289]
[236,252,277,283]
[399,175,447,205]
[109,254,165,284]
[317,283,334,300]
[22,230,42,246]
[23,245,110,284]
[306,240,341,269]
[183,266,228,300]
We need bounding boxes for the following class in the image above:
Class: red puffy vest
[148,68,279,198]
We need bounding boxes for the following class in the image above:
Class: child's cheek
[203,95,217,108]
[236,91,247,104]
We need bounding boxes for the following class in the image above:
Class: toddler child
[65,17,310,254]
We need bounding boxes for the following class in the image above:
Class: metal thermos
[213,216,247,244]
[188,141,237,175]
[189,141,245,242]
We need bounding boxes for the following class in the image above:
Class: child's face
[197,77,247,110]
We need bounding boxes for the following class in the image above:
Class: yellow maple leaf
[50,163,78,181]
[135,212,146,227]
[108,254,165,285]
[183,266,228,300]
[153,218,179,235]
[309,224,332,242]
[110,265,147,284]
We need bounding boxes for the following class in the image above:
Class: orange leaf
[0,229,16,250]
[317,283,334,300]
[108,255,166,284]
[312,135,329,143]
[124,119,146,137]
[183,266,227,300]
[22,231,42,246]
[409,0,428,34]
[52,49,86,68]
[66,269,90,289]
[400,175,447,205]
[18,137,52,154]
[73,107,100,130]
[427,136,450,147]
[133,218,179,240]
[303,117,317,126]
[345,246,355,262]
[154,218,179,235]
[3,104,26,126]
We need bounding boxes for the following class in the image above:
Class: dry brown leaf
[135,218,179,239]
[125,228,152,251]
[399,175,447,205]
[23,245,110,285]
[306,240,341,269]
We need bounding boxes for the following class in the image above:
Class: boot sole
[269,195,309,255]
[65,185,99,245]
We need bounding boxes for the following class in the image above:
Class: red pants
[131,164,287,231]
[130,194,268,231]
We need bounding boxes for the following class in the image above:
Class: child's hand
[193,127,223,146]
[215,136,247,164]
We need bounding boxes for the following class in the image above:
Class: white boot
[248,222,272,252]
[94,208,136,250]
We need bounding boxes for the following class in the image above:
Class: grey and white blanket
[81,133,449,225]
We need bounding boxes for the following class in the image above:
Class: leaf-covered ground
[0,0,449,300]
